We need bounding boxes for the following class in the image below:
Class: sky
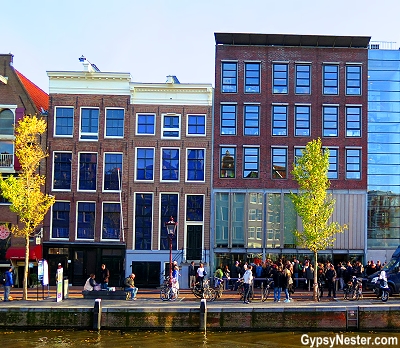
[3,0,400,93]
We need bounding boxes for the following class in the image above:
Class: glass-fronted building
[367,46,400,262]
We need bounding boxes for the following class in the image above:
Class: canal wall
[1,304,400,331]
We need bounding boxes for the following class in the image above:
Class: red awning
[5,245,42,260]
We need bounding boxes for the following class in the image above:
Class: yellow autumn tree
[0,115,55,300]
[290,138,347,301]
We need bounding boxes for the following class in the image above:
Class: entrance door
[186,225,202,260]
[72,249,96,286]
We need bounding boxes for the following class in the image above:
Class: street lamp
[165,216,177,286]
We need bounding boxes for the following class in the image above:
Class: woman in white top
[197,262,207,288]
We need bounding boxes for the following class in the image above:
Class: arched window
[0,109,14,135]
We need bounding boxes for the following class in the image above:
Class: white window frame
[160,147,180,182]
[133,192,154,251]
[134,147,155,182]
[186,114,206,137]
[103,152,123,193]
[52,151,72,192]
[76,201,96,241]
[185,148,206,183]
[101,201,122,241]
[161,113,181,139]
[54,106,74,138]
[50,200,70,240]
[136,113,156,136]
[79,107,99,141]
[105,107,124,139]
[77,152,98,192]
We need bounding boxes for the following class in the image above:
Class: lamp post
[165,216,178,286]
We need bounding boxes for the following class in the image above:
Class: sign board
[56,267,63,302]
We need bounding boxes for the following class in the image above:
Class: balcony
[0,153,13,168]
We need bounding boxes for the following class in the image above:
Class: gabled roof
[15,70,48,113]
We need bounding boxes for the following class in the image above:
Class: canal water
[1,329,399,348]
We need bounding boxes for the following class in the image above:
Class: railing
[0,153,13,168]
[369,41,398,50]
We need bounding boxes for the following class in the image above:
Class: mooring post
[199,298,207,331]
[93,299,102,330]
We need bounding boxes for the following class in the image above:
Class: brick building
[0,54,48,285]
[211,33,370,269]
[46,60,212,287]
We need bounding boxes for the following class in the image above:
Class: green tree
[290,138,347,301]
[0,115,55,300]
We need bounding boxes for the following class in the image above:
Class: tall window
[272,105,287,136]
[102,203,120,240]
[243,147,259,178]
[272,147,287,179]
[186,195,204,221]
[160,194,178,250]
[295,105,310,136]
[346,106,361,137]
[77,202,95,239]
[220,147,235,178]
[273,63,288,94]
[162,114,180,138]
[187,149,205,181]
[245,62,260,93]
[53,152,72,190]
[294,147,305,165]
[346,148,361,179]
[80,108,99,140]
[325,147,338,179]
[105,108,124,138]
[244,105,259,136]
[51,201,70,239]
[78,153,97,191]
[295,64,311,94]
[161,148,179,181]
[55,107,73,136]
[346,65,361,95]
[323,106,338,137]
[187,114,206,136]
[135,193,153,250]
[104,153,122,191]
[136,148,154,181]
[323,65,339,95]
[0,109,14,135]
[221,62,237,93]
[136,113,155,135]
[221,104,236,135]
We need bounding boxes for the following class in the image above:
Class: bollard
[199,299,207,332]
[93,299,102,331]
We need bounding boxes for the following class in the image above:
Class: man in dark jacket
[325,264,337,298]
[100,264,110,290]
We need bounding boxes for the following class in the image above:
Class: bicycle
[261,279,274,302]
[343,276,363,301]
[160,277,179,301]
[192,279,216,301]
[316,280,323,302]
[214,278,224,299]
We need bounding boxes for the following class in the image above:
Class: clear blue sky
[3,0,400,93]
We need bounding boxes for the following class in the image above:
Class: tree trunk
[23,234,29,300]
[313,251,318,301]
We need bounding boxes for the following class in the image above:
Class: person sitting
[83,273,99,291]
[124,273,138,300]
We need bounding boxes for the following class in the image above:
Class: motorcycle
[371,271,390,302]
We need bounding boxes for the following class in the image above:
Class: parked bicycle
[261,279,274,302]
[160,277,179,301]
[343,276,363,301]
[192,279,216,301]
[214,278,224,299]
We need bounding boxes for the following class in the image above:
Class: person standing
[197,262,206,288]
[223,265,231,290]
[3,266,13,301]
[124,273,138,300]
[189,261,196,289]
[325,264,337,299]
[230,261,241,291]
[243,264,253,304]
[100,264,110,290]
[273,265,284,302]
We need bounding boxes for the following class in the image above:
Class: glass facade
[368,49,400,249]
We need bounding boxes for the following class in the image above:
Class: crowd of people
[210,257,386,303]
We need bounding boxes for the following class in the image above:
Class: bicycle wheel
[192,284,203,299]
[348,288,358,301]
[203,287,216,301]
[317,287,321,302]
